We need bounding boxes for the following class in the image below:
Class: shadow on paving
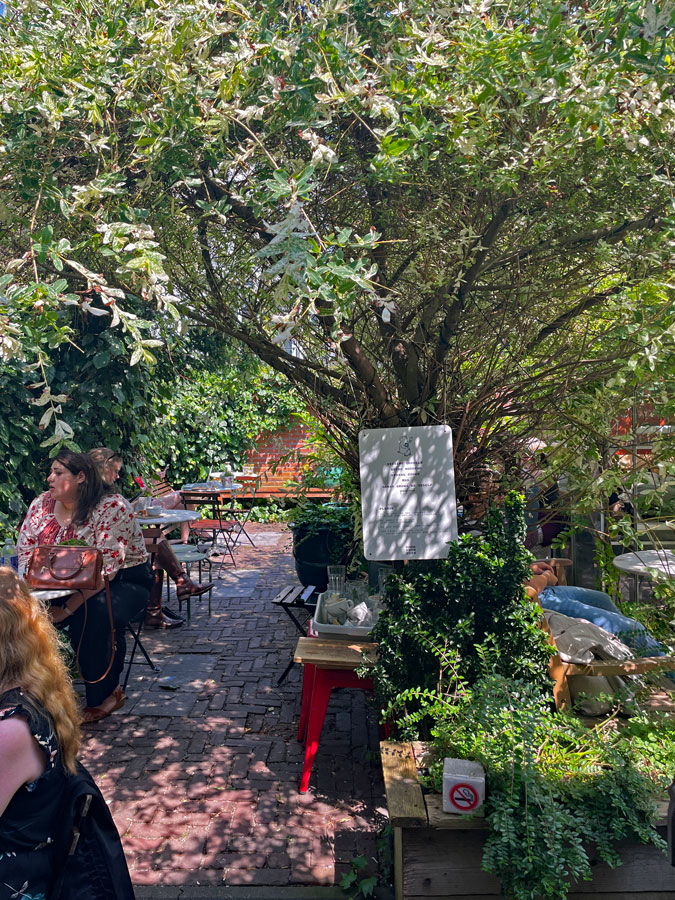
[77,524,388,890]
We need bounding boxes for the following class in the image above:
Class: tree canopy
[1,0,674,492]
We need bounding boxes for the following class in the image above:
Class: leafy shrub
[370,493,552,727]
[152,367,304,486]
[405,670,670,900]
[288,501,353,536]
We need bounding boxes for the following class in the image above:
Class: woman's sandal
[81,686,126,725]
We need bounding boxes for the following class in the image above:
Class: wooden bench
[527,560,675,711]
[235,482,333,501]
[149,478,176,501]
[273,584,317,634]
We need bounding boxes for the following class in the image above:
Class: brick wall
[240,417,333,499]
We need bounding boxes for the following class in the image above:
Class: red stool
[299,667,375,792]
[293,636,377,793]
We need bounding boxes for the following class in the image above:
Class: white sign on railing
[359,425,457,561]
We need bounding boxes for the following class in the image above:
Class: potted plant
[382,670,675,900]
[288,501,355,592]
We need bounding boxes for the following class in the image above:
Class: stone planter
[290,523,350,593]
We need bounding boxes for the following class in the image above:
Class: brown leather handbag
[26,545,115,685]
[25,545,103,592]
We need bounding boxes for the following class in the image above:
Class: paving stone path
[78,524,387,889]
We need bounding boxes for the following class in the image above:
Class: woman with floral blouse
[17,449,153,723]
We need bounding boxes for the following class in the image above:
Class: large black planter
[291,524,349,593]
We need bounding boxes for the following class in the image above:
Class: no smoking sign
[442,758,485,815]
[448,782,480,812]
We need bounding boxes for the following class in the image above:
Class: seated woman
[0,567,134,898]
[17,449,153,723]
[89,448,213,629]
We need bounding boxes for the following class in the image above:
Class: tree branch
[481,210,664,276]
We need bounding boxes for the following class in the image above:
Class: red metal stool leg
[298,668,374,793]
[299,669,333,793]
[298,662,316,744]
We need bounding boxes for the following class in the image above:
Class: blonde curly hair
[0,567,81,772]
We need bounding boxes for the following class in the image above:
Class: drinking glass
[349,581,368,606]
[327,564,346,596]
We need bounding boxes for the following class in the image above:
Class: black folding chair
[123,609,160,691]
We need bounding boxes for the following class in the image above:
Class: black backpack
[48,762,135,900]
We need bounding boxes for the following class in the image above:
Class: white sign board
[359,425,457,561]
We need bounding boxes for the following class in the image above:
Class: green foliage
[339,854,377,900]
[237,499,293,524]
[2,0,675,498]
[418,673,671,900]
[618,579,675,646]
[0,312,303,538]
[386,657,674,899]
[370,494,552,727]
[151,368,303,486]
[288,501,353,537]
[289,501,357,564]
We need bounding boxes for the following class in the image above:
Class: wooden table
[293,636,377,792]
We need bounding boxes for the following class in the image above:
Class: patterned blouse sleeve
[17,493,47,576]
[88,495,148,578]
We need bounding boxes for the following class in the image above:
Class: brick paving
[78,524,387,890]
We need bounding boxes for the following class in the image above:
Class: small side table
[273,584,317,685]
[293,636,377,793]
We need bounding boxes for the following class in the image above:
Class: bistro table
[181,481,243,496]
[31,588,74,603]
[613,549,675,579]
[180,484,249,563]
[135,508,202,528]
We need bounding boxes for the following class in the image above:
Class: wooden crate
[382,742,674,900]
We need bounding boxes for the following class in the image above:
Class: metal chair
[226,475,258,548]
[123,611,159,691]
[181,490,237,571]
[167,544,214,622]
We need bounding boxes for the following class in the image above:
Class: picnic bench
[149,477,176,502]
[527,559,675,711]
